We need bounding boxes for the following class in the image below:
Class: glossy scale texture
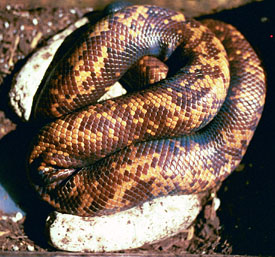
[27,5,266,216]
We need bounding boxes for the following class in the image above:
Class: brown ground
[0,198,232,254]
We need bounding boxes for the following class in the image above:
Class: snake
[26,3,266,216]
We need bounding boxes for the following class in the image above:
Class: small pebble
[260,16,268,23]
[11,212,23,223]
[27,245,35,251]
[32,18,38,26]
[70,9,76,14]
[2,215,7,220]
[4,21,9,29]
[213,197,221,211]
[12,245,19,251]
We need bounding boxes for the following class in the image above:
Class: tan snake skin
[27,5,266,216]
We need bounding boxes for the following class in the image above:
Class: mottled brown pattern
[27,5,266,216]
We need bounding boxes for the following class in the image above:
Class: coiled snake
[27,3,266,216]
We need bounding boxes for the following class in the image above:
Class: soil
[0,0,274,255]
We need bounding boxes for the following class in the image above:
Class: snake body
[27,4,266,216]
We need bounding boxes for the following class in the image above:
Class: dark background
[201,0,275,255]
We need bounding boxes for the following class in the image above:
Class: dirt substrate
[0,0,274,255]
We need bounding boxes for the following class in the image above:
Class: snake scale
[27,3,266,216]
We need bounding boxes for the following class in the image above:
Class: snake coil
[27,4,266,216]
